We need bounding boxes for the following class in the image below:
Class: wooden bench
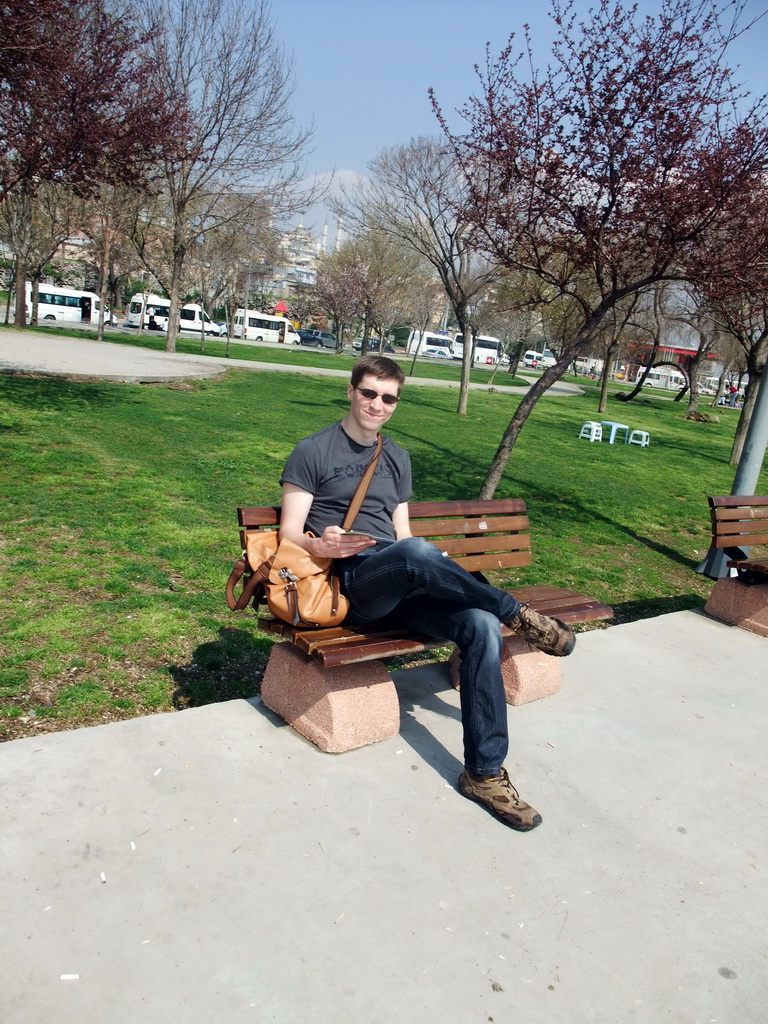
[704,495,768,637]
[233,499,613,752]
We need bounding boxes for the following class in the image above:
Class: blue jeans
[339,537,521,776]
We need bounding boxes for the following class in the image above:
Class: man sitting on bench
[278,356,575,833]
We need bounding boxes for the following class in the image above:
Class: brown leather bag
[226,435,382,627]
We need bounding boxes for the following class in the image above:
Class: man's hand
[306,525,376,559]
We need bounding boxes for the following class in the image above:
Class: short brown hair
[350,355,405,390]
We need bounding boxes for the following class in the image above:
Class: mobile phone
[344,530,372,538]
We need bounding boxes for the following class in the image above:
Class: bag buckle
[277,567,299,583]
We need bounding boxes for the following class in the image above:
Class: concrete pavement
[1,609,766,1023]
[0,328,583,395]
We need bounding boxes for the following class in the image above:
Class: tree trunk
[729,375,759,464]
[479,355,574,497]
[30,276,40,325]
[96,225,111,343]
[166,242,185,353]
[4,263,14,323]
[598,339,618,414]
[616,338,662,402]
[13,257,26,328]
[507,341,523,378]
[456,314,471,415]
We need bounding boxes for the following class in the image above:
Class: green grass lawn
[1,357,764,743]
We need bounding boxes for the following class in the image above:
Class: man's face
[346,373,400,433]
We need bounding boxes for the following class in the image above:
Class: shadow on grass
[0,374,132,410]
[510,482,701,572]
[170,626,272,709]
[607,593,705,624]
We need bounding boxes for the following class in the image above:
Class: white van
[18,282,107,325]
[523,349,557,368]
[406,330,454,355]
[453,334,503,364]
[636,368,686,389]
[233,310,299,344]
[124,293,225,335]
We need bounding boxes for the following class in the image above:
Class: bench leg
[705,578,768,638]
[260,642,401,753]
[448,635,562,706]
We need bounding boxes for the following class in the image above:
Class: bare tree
[339,137,500,413]
[314,248,367,350]
[1,184,82,326]
[341,230,425,354]
[81,185,148,340]
[708,292,768,463]
[133,0,317,352]
[287,285,319,327]
[404,276,445,375]
[435,0,768,496]
[661,287,725,420]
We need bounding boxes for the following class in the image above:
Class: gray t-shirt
[280,422,412,542]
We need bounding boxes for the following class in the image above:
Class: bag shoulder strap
[341,433,383,531]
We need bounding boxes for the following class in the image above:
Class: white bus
[233,309,299,344]
[21,282,107,325]
[406,329,454,356]
[636,367,686,390]
[124,293,225,335]
[452,333,503,365]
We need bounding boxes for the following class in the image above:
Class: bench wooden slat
[713,529,768,547]
[709,495,768,509]
[726,557,768,575]
[508,585,614,623]
[319,636,449,667]
[297,628,423,655]
[238,506,281,527]
[409,499,527,517]
[451,551,533,572]
[410,514,530,537]
[713,507,768,522]
[430,534,532,557]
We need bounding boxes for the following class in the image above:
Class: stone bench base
[260,635,562,754]
[260,643,400,753]
[448,636,561,705]
[704,578,768,638]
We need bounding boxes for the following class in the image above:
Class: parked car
[297,329,336,349]
[353,338,396,353]
[422,345,452,359]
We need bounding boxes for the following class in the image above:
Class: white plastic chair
[578,421,603,442]
[628,430,650,447]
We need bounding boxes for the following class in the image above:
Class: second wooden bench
[704,495,768,637]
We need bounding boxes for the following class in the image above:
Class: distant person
[147,315,161,331]
[728,384,738,407]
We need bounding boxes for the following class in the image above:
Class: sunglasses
[355,386,400,406]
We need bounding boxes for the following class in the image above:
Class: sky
[271,0,768,240]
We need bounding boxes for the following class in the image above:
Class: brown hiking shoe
[507,603,575,657]
[458,768,542,831]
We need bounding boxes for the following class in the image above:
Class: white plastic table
[600,420,629,444]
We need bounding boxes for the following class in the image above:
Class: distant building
[268,223,324,295]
